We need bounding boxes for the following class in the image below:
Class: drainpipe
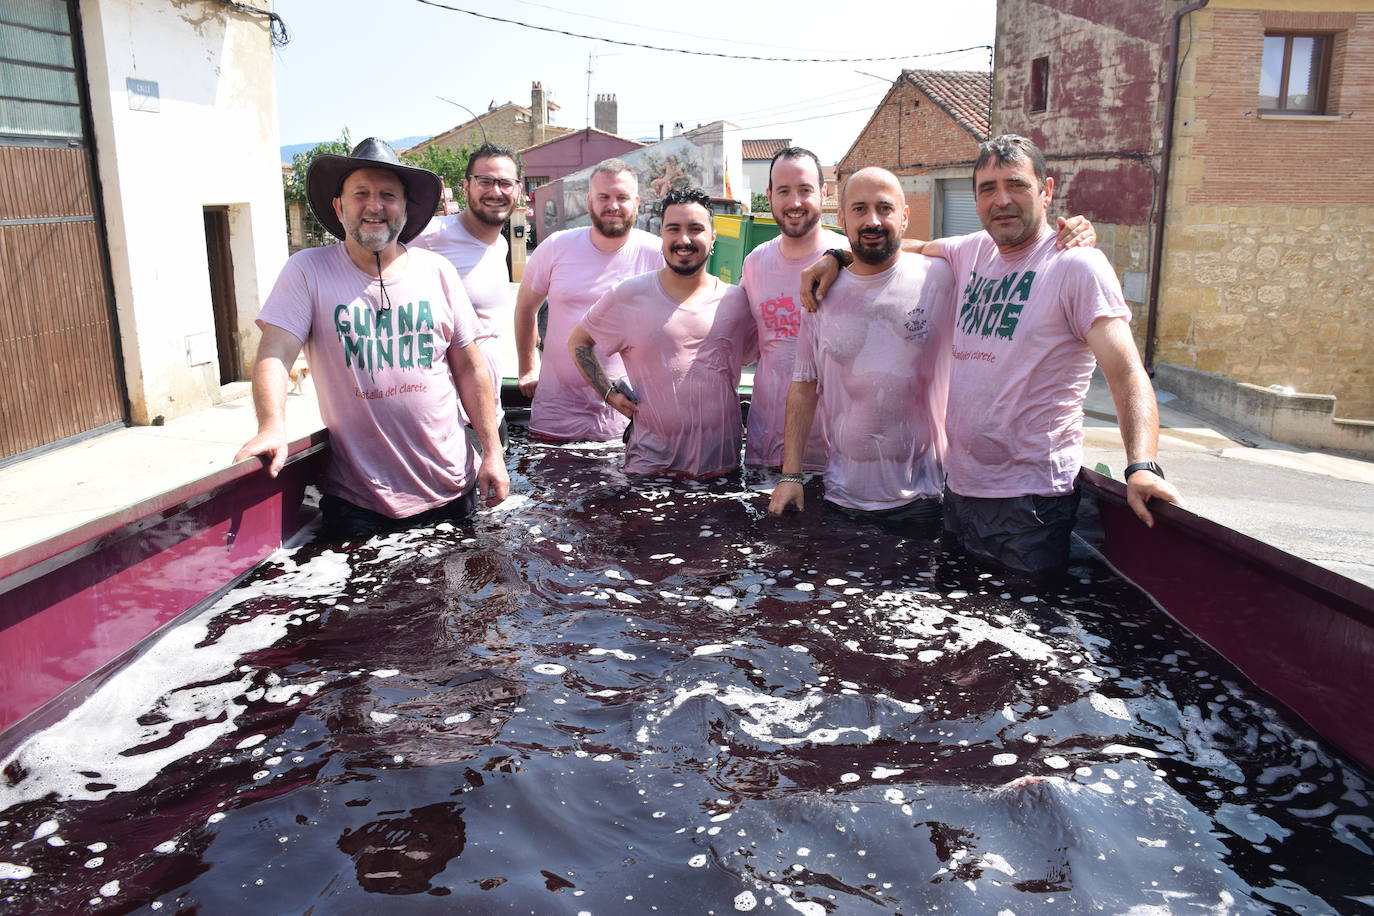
[1145,0,1209,372]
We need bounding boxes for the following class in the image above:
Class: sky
[270,0,998,166]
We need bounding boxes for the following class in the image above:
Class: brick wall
[838,78,983,239]
[839,80,981,180]
[993,0,1166,313]
[1162,4,1374,418]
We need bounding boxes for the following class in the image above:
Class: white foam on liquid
[0,548,354,809]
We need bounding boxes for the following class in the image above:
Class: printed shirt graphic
[522,227,663,441]
[412,214,512,421]
[940,227,1131,498]
[739,230,848,469]
[257,245,480,518]
[793,255,954,511]
[581,273,759,478]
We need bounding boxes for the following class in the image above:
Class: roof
[901,69,991,140]
[519,126,644,155]
[741,138,791,160]
[407,102,574,154]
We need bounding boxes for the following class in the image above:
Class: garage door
[939,181,981,238]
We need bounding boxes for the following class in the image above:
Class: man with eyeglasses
[235,138,508,539]
[514,158,663,442]
[413,142,523,443]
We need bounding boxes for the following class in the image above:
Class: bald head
[840,167,903,209]
[839,167,908,271]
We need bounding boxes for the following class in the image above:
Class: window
[0,0,83,141]
[1260,33,1331,113]
[1030,57,1049,113]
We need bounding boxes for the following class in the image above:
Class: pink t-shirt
[411,215,512,420]
[740,230,848,469]
[581,272,759,478]
[522,227,663,441]
[940,227,1131,498]
[257,244,480,518]
[793,255,954,511]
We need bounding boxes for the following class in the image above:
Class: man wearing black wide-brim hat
[235,138,509,538]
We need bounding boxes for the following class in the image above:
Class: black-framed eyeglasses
[470,175,519,192]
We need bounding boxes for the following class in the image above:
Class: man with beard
[566,187,758,478]
[412,142,521,443]
[514,158,663,442]
[768,168,953,529]
[739,146,847,470]
[803,137,1182,574]
[936,135,1181,572]
[235,138,509,538]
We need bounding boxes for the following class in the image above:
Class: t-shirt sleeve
[409,216,442,252]
[732,287,760,366]
[256,255,314,345]
[522,229,559,296]
[792,308,819,383]
[1062,249,1131,340]
[580,284,629,357]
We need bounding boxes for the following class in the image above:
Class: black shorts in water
[319,484,478,541]
[826,495,942,536]
[942,484,1081,575]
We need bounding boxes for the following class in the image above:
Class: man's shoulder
[900,250,956,284]
[627,228,661,252]
[742,235,781,266]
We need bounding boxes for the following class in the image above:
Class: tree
[402,145,471,210]
[751,192,770,216]
[283,128,352,248]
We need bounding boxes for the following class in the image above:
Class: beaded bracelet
[778,473,804,484]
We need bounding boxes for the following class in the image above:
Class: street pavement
[1081,371,1374,588]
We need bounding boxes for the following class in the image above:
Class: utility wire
[507,0,854,53]
[213,0,289,46]
[413,0,989,64]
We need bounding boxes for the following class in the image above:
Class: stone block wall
[1162,3,1374,419]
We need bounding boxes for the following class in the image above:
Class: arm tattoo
[574,343,613,395]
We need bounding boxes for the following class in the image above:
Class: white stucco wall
[80,0,287,424]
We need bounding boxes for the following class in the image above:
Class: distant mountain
[279,135,431,162]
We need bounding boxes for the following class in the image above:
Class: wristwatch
[825,248,853,268]
[1123,461,1164,480]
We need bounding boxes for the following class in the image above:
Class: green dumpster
[708,214,783,284]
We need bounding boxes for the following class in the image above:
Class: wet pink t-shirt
[411,214,511,421]
[580,272,759,478]
[940,227,1131,498]
[740,231,848,469]
[793,254,954,511]
[257,244,480,518]
[522,227,663,441]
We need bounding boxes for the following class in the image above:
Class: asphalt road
[1080,375,1374,588]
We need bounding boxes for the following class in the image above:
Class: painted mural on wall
[538,126,734,240]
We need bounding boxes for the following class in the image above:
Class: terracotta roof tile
[902,69,992,140]
[741,138,792,160]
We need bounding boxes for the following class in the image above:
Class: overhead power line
[413,0,990,64]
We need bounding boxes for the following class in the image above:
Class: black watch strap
[825,248,852,268]
[1123,461,1164,480]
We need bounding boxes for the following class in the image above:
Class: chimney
[531,81,548,144]
[594,93,618,134]
[672,122,683,137]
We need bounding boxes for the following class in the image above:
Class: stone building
[995,0,1374,431]
[838,70,992,239]
[406,82,575,157]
